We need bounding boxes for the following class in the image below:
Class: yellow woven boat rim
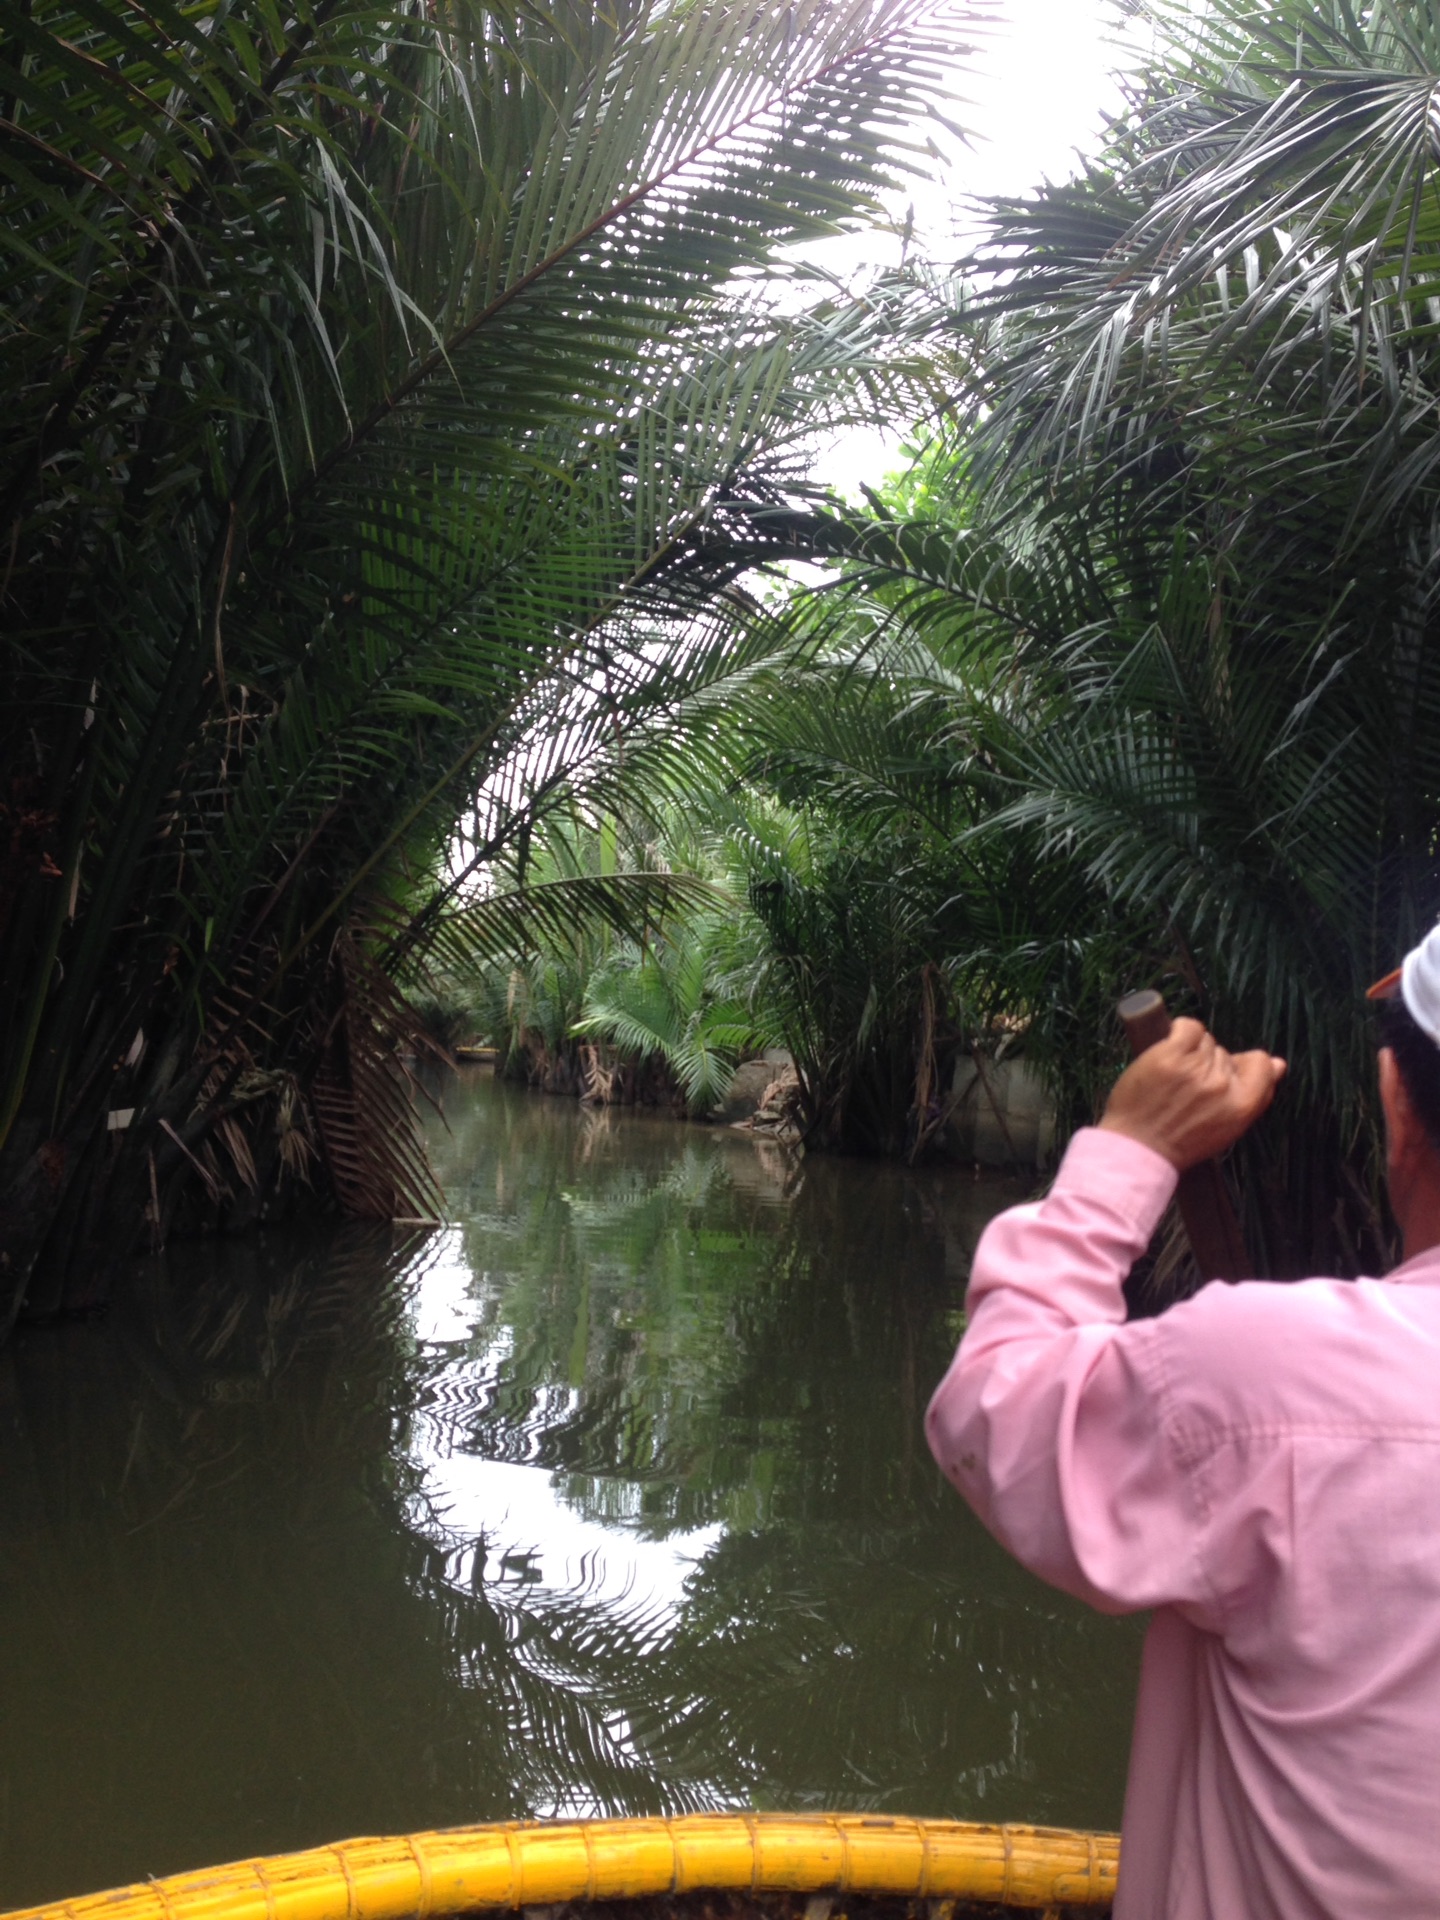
[2,1812,1120,1920]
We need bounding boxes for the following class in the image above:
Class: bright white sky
[811,0,1153,496]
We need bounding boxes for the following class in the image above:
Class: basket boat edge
[2,1812,1119,1920]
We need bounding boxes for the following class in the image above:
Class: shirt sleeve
[925,1127,1224,1622]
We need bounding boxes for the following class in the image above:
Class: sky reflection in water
[404,1231,723,1617]
[0,1075,1141,1905]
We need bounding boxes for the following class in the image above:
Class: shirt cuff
[1050,1126,1178,1244]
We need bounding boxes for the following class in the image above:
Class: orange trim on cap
[1367,966,1402,1001]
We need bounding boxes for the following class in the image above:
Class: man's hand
[1099,1018,1287,1171]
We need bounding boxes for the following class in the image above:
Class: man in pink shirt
[926,928,1440,1918]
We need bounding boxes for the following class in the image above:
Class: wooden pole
[1116,989,1252,1282]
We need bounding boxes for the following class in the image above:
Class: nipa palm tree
[0,0,972,1332]
[653,0,1440,1274]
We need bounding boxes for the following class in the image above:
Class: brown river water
[0,1072,1142,1905]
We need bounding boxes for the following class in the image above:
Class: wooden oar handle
[1117,990,1252,1282]
[1116,988,1172,1055]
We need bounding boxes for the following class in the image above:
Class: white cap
[1402,927,1440,1046]
[1369,924,1440,1046]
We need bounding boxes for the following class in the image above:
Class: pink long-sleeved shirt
[926,1126,1440,1920]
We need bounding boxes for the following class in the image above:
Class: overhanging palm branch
[971,0,1440,534]
[0,0,977,1326]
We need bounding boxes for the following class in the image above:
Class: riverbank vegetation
[7,0,1440,1327]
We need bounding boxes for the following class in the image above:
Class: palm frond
[0,0,982,1312]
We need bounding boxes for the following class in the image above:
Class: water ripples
[0,1074,1141,1905]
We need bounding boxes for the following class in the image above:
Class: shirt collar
[1384,1244,1440,1287]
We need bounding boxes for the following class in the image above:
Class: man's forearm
[925,1128,1178,1607]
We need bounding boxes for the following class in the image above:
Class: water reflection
[0,1076,1141,1906]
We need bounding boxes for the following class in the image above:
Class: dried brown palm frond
[308,930,447,1225]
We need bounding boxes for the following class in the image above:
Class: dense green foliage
[12,0,1440,1315]
[445,813,778,1113]
[816,0,1440,1274]
[789,0,1440,1273]
[480,0,1440,1280]
[0,0,965,1327]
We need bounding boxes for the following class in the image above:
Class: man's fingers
[1101,1020,1284,1168]
[1166,1017,1208,1055]
[1233,1049,1285,1117]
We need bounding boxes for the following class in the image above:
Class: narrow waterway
[0,1074,1142,1905]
